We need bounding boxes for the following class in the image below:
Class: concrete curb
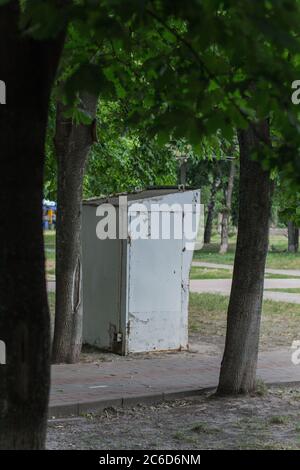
[48,380,300,419]
[48,387,216,419]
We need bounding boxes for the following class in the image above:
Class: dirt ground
[47,385,300,450]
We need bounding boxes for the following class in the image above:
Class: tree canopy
[7,0,299,186]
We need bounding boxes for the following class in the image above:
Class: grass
[193,233,300,270]
[45,234,55,277]
[48,292,56,340]
[189,292,300,349]
[172,431,197,444]
[44,230,56,247]
[190,422,220,434]
[264,273,300,279]
[269,416,289,425]
[255,379,268,397]
[48,292,55,315]
[190,266,297,280]
[265,288,300,294]
[190,267,233,279]
[44,230,56,278]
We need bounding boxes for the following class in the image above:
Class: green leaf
[64,64,112,104]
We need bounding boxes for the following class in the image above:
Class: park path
[47,280,55,292]
[190,278,300,303]
[49,348,300,417]
[191,261,300,303]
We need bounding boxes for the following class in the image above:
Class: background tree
[52,92,98,364]
[217,121,272,394]
[287,222,299,253]
[219,158,237,254]
[84,100,178,197]
[50,23,102,363]
[277,181,300,253]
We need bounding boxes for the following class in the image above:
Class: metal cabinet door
[127,210,184,353]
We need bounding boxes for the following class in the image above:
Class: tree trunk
[52,94,98,364]
[217,121,272,395]
[204,176,219,244]
[0,3,65,448]
[288,221,299,253]
[219,160,236,254]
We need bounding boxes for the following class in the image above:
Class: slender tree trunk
[204,176,219,244]
[288,221,299,253]
[52,94,98,364]
[219,160,236,254]
[217,121,272,395]
[0,3,65,448]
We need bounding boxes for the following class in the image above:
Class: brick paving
[49,348,300,417]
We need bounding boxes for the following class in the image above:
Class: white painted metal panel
[127,232,183,352]
[82,205,123,351]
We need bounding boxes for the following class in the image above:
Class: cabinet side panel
[82,205,121,350]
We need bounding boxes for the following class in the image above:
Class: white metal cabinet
[82,188,201,354]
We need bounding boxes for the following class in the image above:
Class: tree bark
[219,160,236,254]
[0,3,65,448]
[288,221,299,253]
[217,121,272,395]
[52,94,98,364]
[204,176,219,244]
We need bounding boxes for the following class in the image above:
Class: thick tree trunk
[52,94,98,364]
[0,3,65,448]
[288,221,299,253]
[204,177,219,244]
[219,160,236,254]
[217,121,272,395]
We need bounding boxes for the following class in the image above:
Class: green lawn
[190,266,298,280]
[190,267,233,279]
[48,292,55,316]
[189,292,300,349]
[44,230,56,277]
[265,288,300,294]
[48,292,55,339]
[44,230,56,248]
[194,233,300,270]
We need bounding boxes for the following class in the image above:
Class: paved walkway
[190,278,300,303]
[48,280,55,292]
[191,262,300,303]
[49,348,300,417]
